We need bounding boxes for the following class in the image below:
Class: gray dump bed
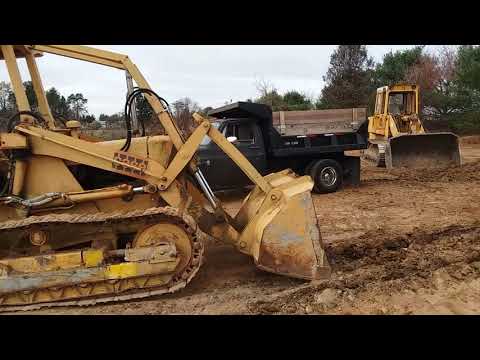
[272,108,367,137]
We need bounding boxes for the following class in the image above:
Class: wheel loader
[0,45,330,311]
[363,84,461,169]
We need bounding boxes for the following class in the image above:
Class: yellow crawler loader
[363,84,461,169]
[0,45,330,311]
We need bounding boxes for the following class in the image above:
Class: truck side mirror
[227,136,238,143]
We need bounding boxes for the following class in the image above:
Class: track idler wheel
[363,143,385,167]
[133,222,194,275]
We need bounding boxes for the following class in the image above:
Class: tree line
[0,80,205,134]
[0,81,98,129]
[98,96,204,135]
[252,45,480,133]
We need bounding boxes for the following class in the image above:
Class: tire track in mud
[248,223,480,314]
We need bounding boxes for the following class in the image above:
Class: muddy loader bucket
[386,132,461,169]
[232,170,331,280]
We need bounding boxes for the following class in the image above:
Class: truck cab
[198,118,267,190]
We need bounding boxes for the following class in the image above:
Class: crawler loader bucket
[233,170,331,280]
[386,132,461,169]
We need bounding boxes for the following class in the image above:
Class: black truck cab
[199,117,268,189]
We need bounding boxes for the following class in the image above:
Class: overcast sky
[0,45,440,117]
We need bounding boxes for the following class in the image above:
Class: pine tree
[317,45,374,109]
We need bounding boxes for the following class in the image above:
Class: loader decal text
[112,151,148,176]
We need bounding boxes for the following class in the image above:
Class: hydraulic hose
[121,88,173,152]
[7,111,49,132]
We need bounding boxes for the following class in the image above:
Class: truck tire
[310,159,343,194]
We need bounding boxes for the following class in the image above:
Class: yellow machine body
[0,45,329,311]
[365,84,461,169]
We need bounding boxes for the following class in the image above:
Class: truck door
[226,121,267,179]
[220,121,266,188]
[198,120,267,190]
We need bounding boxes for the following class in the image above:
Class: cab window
[388,93,405,114]
[224,123,255,144]
[388,92,416,115]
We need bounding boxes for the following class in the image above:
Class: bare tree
[172,97,201,136]
[253,78,285,109]
[0,81,11,113]
[255,78,276,98]
[405,52,440,93]
[406,47,458,95]
[405,47,474,118]
[437,46,457,93]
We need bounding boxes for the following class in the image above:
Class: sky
[0,45,440,117]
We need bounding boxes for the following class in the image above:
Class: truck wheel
[310,159,343,193]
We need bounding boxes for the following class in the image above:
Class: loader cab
[375,85,419,116]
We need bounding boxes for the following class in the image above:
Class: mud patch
[247,225,480,314]
[389,160,480,183]
[461,135,480,145]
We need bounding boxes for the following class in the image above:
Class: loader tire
[310,159,343,194]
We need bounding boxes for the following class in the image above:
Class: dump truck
[198,102,368,193]
[363,84,461,169]
[0,45,330,311]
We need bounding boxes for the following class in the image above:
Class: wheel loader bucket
[386,132,461,169]
[233,170,331,280]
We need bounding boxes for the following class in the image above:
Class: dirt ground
[23,136,480,315]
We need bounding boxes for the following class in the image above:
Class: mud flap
[235,171,331,281]
[386,132,461,169]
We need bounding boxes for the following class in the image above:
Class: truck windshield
[200,122,220,145]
